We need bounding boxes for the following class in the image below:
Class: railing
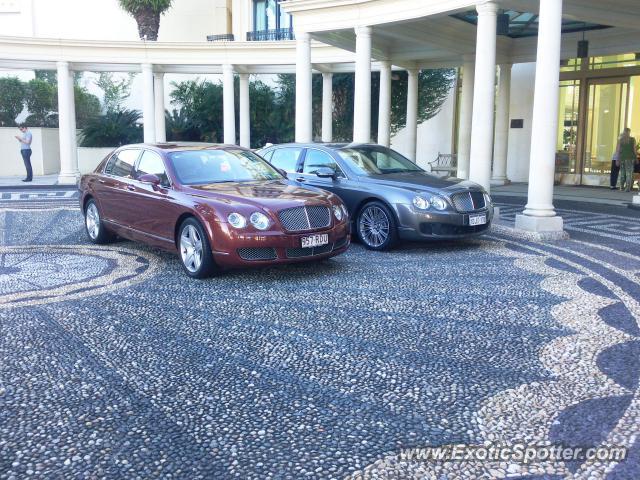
[246,28,295,41]
[206,33,235,42]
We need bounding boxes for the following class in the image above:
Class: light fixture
[577,24,589,59]
[497,11,510,36]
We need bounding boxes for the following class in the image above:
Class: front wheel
[356,201,398,251]
[178,218,217,278]
[84,199,112,244]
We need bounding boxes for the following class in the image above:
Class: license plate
[469,214,487,226]
[301,234,329,248]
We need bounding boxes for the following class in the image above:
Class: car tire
[178,217,217,279]
[355,200,398,251]
[84,199,112,244]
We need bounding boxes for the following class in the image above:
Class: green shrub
[80,109,143,147]
[24,78,58,127]
[0,77,26,127]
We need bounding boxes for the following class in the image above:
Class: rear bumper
[395,204,493,241]
[211,221,351,268]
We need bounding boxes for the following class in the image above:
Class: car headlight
[412,195,430,210]
[484,192,492,206]
[341,204,349,218]
[333,205,343,222]
[250,212,271,230]
[228,212,247,229]
[430,195,447,211]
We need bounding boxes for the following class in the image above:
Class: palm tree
[118,0,173,41]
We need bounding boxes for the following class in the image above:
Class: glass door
[582,78,629,185]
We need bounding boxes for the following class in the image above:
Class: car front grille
[286,243,334,258]
[278,206,331,232]
[450,191,486,213]
[237,247,278,261]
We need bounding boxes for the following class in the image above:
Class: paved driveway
[0,190,638,479]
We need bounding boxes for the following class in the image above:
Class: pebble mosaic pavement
[0,190,639,479]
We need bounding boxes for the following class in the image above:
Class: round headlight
[333,205,343,221]
[430,196,447,211]
[341,204,349,218]
[228,212,247,229]
[412,195,430,210]
[250,212,271,231]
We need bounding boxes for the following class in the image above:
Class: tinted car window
[270,147,302,173]
[336,146,423,175]
[302,149,343,176]
[169,149,282,185]
[136,150,169,185]
[260,150,274,161]
[106,149,139,178]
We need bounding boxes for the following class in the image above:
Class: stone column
[57,61,79,184]
[295,32,313,143]
[154,73,166,143]
[141,63,156,143]
[239,73,250,148]
[491,64,512,185]
[321,72,333,143]
[457,57,475,179]
[468,1,498,191]
[223,64,236,145]
[515,0,564,233]
[406,68,419,162]
[378,60,392,147]
[353,26,372,143]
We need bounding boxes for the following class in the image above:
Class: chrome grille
[450,191,486,213]
[237,247,277,261]
[278,206,331,232]
[286,243,334,258]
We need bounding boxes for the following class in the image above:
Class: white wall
[506,62,536,183]
[391,86,456,170]
[0,0,232,41]
[0,127,59,176]
[78,147,113,174]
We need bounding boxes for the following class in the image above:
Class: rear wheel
[84,199,112,244]
[178,218,217,278]
[356,201,398,251]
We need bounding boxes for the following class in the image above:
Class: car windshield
[336,146,424,175]
[168,149,282,185]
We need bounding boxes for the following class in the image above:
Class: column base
[630,195,640,209]
[490,177,510,186]
[514,213,567,241]
[57,172,80,185]
[493,206,501,222]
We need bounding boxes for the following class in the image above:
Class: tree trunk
[134,8,161,41]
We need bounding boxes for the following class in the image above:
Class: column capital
[153,71,164,79]
[322,72,333,79]
[222,63,235,73]
[476,1,499,16]
[141,63,153,72]
[355,25,372,37]
[295,31,311,42]
[56,61,69,69]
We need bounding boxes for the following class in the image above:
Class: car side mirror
[139,173,162,187]
[315,167,336,179]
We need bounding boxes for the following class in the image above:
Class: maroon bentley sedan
[79,144,350,278]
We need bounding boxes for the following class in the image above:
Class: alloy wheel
[180,224,204,273]
[85,203,100,240]
[358,205,390,248]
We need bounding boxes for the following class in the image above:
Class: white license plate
[469,214,487,226]
[301,234,329,248]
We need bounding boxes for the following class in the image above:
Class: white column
[223,64,236,145]
[515,0,564,233]
[154,73,166,143]
[57,61,79,184]
[468,1,498,191]
[295,32,313,143]
[239,73,250,148]
[378,60,392,147]
[491,64,512,185]
[321,72,333,143]
[141,63,156,143]
[406,68,419,162]
[353,26,372,143]
[457,57,475,179]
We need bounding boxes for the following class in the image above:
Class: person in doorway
[14,125,33,182]
[610,149,620,190]
[616,128,637,192]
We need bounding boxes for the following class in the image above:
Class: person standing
[610,147,620,190]
[616,128,637,192]
[15,125,33,182]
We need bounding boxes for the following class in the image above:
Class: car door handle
[126,185,136,191]
[296,177,306,182]
[98,179,106,184]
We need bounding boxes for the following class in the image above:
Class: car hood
[182,180,333,210]
[358,171,484,193]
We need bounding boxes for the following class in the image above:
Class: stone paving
[0,190,638,479]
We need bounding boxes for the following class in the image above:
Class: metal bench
[428,152,458,177]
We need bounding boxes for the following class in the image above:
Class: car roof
[263,142,380,151]
[122,143,253,153]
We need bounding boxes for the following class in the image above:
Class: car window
[260,149,274,161]
[270,147,302,173]
[135,150,169,186]
[336,146,424,175]
[302,149,343,177]
[105,149,140,178]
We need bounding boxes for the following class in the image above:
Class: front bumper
[210,221,351,268]
[395,203,494,241]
